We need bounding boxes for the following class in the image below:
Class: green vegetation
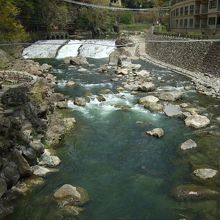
[0,0,170,42]
[120,23,149,32]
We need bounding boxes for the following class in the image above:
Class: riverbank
[144,34,220,98]
[0,51,76,217]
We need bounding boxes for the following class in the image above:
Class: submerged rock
[180,139,197,150]
[193,169,218,180]
[146,128,164,138]
[185,115,210,128]
[54,184,89,205]
[173,184,220,201]
[159,91,183,101]
[64,56,89,66]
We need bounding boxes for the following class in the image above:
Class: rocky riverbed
[0,52,76,217]
[0,35,220,219]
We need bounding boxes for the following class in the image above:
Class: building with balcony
[170,0,220,34]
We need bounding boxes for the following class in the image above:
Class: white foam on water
[82,82,113,89]
[79,40,115,59]
[22,40,67,59]
[157,86,184,91]
[56,40,82,59]
[23,39,115,59]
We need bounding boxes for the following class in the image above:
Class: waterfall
[22,39,116,59]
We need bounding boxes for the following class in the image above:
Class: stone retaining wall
[145,34,220,76]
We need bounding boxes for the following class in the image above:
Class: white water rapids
[22,39,115,59]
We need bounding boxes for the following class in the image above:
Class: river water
[5,57,220,220]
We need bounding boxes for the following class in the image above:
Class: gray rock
[30,139,44,156]
[12,149,32,177]
[0,178,7,198]
[21,147,37,166]
[56,101,68,109]
[109,51,120,66]
[139,95,159,105]
[66,81,77,87]
[193,168,217,180]
[180,139,197,150]
[74,97,87,106]
[138,82,156,92]
[54,184,89,206]
[32,165,57,177]
[146,128,164,138]
[63,118,76,132]
[39,150,61,168]
[163,104,183,117]
[2,161,20,186]
[185,115,210,128]
[64,56,89,66]
[159,91,183,101]
[145,103,163,112]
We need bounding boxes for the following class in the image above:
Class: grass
[119,23,150,32]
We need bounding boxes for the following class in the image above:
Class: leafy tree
[0,0,29,42]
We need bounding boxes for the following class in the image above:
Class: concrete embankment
[144,34,220,98]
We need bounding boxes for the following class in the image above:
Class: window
[217,17,220,25]
[209,0,217,9]
[180,7,183,15]
[208,17,216,25]
[189,18,194,27]
[176,8,179,16]
[180,19,183,27]
[184,19,188,27]
[176,19,179,27]
[190,5,194,14]
[185,6,189,15]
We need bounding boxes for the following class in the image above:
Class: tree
[0,0,29,42]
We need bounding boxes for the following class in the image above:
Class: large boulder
[109,51,120,66]
[180,139,197,150]
[139,95,159,106]
[54,184,89,206]
[12,149,32,177]
[29,139,44,157]
[159,91,183,101]
[193,168,218,180]
[74,97,87,106]
[64,56,89,66]
[163,104,183,117]
[39,150,61,168]
[145,103,163,112]
[138,82,156,92]
[21,146,37,166]
[185,115,210,128]
[173,184,220,201]
[2,161,20,187]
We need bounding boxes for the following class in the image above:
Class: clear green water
[5,59,220,220]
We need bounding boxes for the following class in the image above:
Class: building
[170,0,220,34]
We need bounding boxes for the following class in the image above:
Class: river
[5,43,220,220]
